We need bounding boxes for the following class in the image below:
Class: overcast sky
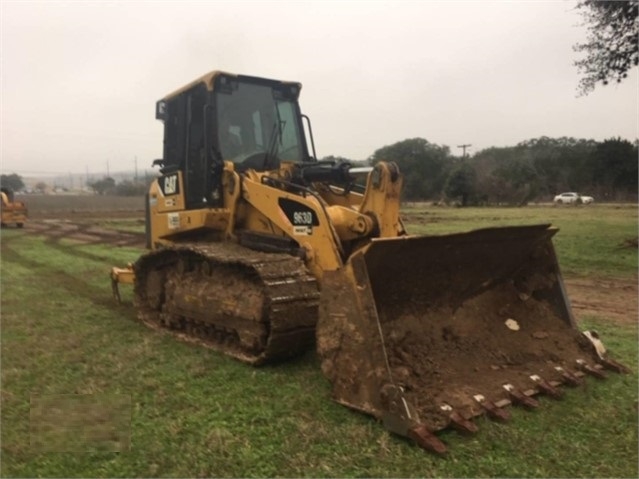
[1,0,637,176]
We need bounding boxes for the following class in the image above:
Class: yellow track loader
[0,188,27,228]
[111,70,628,453]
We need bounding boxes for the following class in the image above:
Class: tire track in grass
[1,237,133,311]
[3,227,143,270]
[24,220,145,248]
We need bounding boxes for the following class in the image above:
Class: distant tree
[574,0,639,95]
[472,144,544,205]
[506,159,542,205]
[444,162,477,206]
[114,180,149,196]
[370,138,452,200]
[516,136,597,194]
[35,182,48,193]
[588,137,638,199]
[89,177,116,195]
[363,135,637,205]
[472,147,515,204]
[0,173,25,192]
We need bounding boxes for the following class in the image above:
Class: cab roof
[162,70,302,101]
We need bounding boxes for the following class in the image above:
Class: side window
[277,102,301,161]
[184,84,209,208]
[164,95,187,169]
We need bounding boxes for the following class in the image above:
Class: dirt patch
[382,275,638,430]
[18,194,144,220]
[565,277,638,326]
[23,219,145,248]
[384,282,593,430]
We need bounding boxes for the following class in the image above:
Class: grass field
[1,203,637,477]
[403,203,638,277]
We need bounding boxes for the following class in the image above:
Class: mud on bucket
[317,224,595,435]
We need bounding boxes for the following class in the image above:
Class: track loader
[111,70,628,453]
[0,188,27,228]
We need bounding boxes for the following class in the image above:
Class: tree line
[367,136,637,205]
[87,177,151,196]
[0,174,151,196]
[2,136,636,205]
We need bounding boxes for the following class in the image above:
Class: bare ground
[565,277,638,327]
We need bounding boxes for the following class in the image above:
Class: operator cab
[154,72,312,209]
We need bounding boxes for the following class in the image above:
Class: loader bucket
[317,224,622,453]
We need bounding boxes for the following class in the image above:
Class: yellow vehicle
[0,187,27,228]
[112,70,627,453]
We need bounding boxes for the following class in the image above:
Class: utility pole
[106,159,110,177]
[134,156,138,183]
[457,144,472,158]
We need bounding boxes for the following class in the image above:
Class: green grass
[97,219,145,234]
[404,203,638,277]
[1,205,637,477]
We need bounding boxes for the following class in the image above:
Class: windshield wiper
[264,122,279,168]
[263,108,285,170]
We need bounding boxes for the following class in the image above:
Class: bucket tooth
[576,359,607,379]
[554,366,583,387]
[503,384,539,409]
[380,385,450,455]
[530,374,563,399]
[408,424,447,455]
[599,358,631,374]
[582,331,630,373]
[473,395,510,422]
[440,404,478,434]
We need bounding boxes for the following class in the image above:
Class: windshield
[216,82,305,165]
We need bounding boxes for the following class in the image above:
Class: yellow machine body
[0,188,27,228]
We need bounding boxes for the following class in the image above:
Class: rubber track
[133,242,320,365]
